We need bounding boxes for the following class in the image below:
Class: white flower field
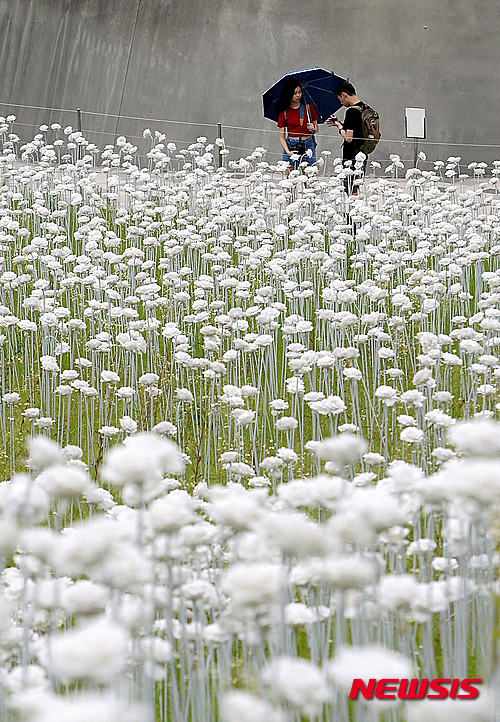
[0,117,498,721]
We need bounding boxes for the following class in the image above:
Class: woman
[276,77,318,168]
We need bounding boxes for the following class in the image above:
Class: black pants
[343,157,367,194]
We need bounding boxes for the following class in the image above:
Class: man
[326,81,367,194]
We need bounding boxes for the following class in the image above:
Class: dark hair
[335,81,356,97]
[275,76,302,114]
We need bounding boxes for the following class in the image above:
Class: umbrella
[263,66,346,124]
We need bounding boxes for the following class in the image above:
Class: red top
[277,104,318,137]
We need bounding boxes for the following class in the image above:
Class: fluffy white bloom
[375,385,399,406]
[27,437,62,472]
[443,459,500,505]
[0,474,49,522]
[262,512,327,558]
[425,409,455,428]
[377,574,419,611]
[176,387,194,402]
[407,692,495,722]
[449,419,500,456]
[138,372,159,386]
[309,395,347,415]
[232,409,255,426]
[318,554,376,589]
[101,370,121,383]
[275,416,298,430]
[2,392,20,404]
[209,486,265,530]
[262,657,331,716]
[40,355,60,372]
[400,426,424,443]
[284,602,322,626]
[330,487,406,544]
[43,617,129,683]
[62,580,110,615]
[328,645,412,688]
[102,433,183,486]
[286,376,305,394]
[220,691,283,722]
[315,434,367,470]
[149,490,196,532]
[222,563,285,608]
[119,415,137,434]
[24,693,143,722]
[99,425,120,437]
[37,464,93,499]
[363,451,385,466]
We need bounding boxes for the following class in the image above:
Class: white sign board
[405,108,426,139]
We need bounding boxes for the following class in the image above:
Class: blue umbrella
[263,66,346,124]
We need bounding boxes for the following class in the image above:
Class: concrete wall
[1,0,499,165]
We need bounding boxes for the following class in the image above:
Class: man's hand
[326,116,341,128]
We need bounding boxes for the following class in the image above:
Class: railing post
[76,108,82,133]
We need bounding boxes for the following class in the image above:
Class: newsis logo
[349,678,481,700]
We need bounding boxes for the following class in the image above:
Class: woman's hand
[306,122,317,133]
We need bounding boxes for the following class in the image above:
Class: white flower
[276,447,298,464]
[310,395,347,415]
[318,554,376,589]
[27,437,62,472]
[209,486,264,530]
[363,451,385,466]
[400,427,424,443]
[23,407,40,420]
[102,433,183,486]
[220,691,283,722]
[263,512,327,558]
[449,419,500,456]
[138,372,159,386]
[62,581,110,615]
[407,689,494,722]
[413,368,433,386]
[444,459,500,505]
[149,490,196,533]
[40,355,60,372]
[28,692,141,722]
[316,434,367,470]
[119,415,137,434]
[401,389,426,407]
[35,417,54,429]
[375,385,399,406]
[222,562,285,608]
[275,416,298,430]
[2,392,20,404]
[425,409,455,428]
[43,617,129,683]
[152,421,177,436]
[286,377,305,394]
[377,574,419,611]
[262,657,331,716]
[99,425,120,438]
[176,387,194,402]
[232,409,255,426]
[284,602,321,627]
[37,464,93,499]
[328,645,412,688]
[101,370,121,383]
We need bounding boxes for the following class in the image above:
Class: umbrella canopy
[263,67,346,124]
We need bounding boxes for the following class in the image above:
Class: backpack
[351,103,380,155]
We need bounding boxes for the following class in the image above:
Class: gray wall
[1,0,499,165]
